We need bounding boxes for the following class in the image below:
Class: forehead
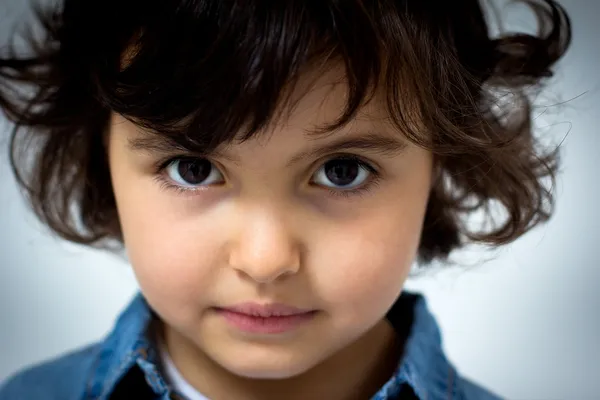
[112,8,436,161]
[244,63,399,141]
[116,64,412,167]
[116,61,410,153]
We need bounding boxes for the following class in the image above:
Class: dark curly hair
[0,0,571,264]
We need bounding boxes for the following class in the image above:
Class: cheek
[126,225,215,293]
[113,183,223,319]
[310,201,426,323]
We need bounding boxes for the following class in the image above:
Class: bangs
[84,0,483,154]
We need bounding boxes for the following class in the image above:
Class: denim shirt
[0,292,502,400]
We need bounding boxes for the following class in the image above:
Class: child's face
[107,65,432,380]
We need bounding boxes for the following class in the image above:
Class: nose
[227,210,301,284]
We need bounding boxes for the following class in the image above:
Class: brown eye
[313,157,371,190]
[165,158,223,186]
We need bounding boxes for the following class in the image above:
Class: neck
[161,319,403,400]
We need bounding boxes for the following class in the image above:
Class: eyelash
[152,154,382,200]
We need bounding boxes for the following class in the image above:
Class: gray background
[1,1,599,398]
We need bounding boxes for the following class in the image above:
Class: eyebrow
[286,133,408,167]
[128,131,408,167]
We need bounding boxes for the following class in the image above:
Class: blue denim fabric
[0,292,503,399]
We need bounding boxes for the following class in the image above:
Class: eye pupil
[177,159,211,184]
[324,159,360,187]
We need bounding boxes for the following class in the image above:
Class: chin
[223,358,316,380]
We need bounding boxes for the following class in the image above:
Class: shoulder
[387,292,505,400]
[456,376,504,400]
[0,343,101,400]
[0,294,156,400]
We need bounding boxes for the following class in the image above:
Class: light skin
[107,65,433,400]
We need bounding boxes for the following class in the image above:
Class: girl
[0,0,571,399]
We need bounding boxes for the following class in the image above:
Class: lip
[215,303,317,334]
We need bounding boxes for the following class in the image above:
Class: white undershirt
[159,341,211,400]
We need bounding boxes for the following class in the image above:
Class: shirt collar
[86,292,458,400]
[85,294,170,399]
[379,292,460,399]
